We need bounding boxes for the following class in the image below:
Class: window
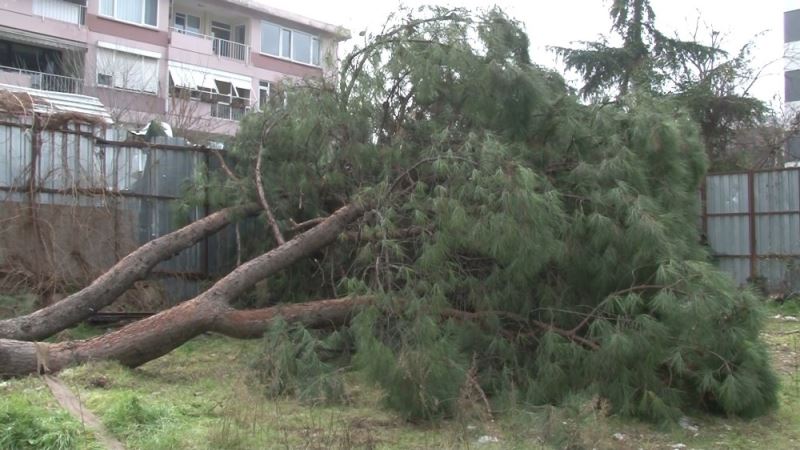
[174,12,201,35]
[787,135,800,160]
[260,21,320,65]
[97,73,113,86]
[99,0,157,27]
[311,38,320,66]
[292,32,311,64]
[258,80,270,109]
[787,10,800,43]
[261,23,280,55]
[97,48,159,93]
[787,70,800,102]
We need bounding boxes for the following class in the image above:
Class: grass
[0,378,100,450]
[0,311,798,449]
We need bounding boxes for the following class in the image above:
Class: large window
[97,47,159,93]
[260,22,320,66]
[99,0,157,27]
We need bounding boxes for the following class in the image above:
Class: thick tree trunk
[0,297,370,378]
[0,202,367,378]
[0,204,258,341]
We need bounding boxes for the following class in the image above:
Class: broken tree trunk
[0,297,370,378]
[0,202,366,378]
[0,204,259,341]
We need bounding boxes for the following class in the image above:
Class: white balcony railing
[169,28,249,63]
[0,65,84,94]
[33,0,86,25]
[210,103,249,121]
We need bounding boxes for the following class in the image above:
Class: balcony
[0,66,83,94]
[169,28,249,63]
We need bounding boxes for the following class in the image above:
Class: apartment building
[786,0,800,158]
[0,0,349,135]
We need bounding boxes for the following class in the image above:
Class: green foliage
[250,319,347,405]
[352,305,469,421]
[210,6,778,423]
[0,393,82,450]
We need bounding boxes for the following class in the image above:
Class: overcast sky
[265,0,784,103]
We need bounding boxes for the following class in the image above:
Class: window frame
[259,21,321,67]
[174,12,201,35]
[258,80,271,110]
[98,0,158,29]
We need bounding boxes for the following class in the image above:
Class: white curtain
[99,0,112,16]
[140,57,159,93]
[33,0,82,24]
[117,0,142,24]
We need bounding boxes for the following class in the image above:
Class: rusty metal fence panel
[703,168,800,293]
[0,115,236,308]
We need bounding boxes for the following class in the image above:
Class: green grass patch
[0,378,99,450]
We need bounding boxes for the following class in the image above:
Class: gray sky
[266,0,784,103]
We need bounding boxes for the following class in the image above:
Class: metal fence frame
[702,167,800,293]
[0,115,236,306]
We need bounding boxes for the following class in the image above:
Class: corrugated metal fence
[703,168,800,293]
[0,115,236,307]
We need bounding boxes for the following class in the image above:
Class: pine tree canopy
[202,6,778,423]
[554,0,724,98]
[554,0,767,169]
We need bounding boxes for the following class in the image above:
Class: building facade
[786,0,800,158]
[0,0,348,135]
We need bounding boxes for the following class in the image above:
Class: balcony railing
[169,28,249,63]
[210,103,249,121]
[33,0,86,26]
[0,66,83,94]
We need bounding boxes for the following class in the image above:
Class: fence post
[202,150,210,276]
[700,180,708,241]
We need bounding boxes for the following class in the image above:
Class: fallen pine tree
[0,6,779,423]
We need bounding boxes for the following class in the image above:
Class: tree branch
[255,115,287,245]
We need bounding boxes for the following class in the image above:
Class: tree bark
[0,297,370,378]
[0,202,367,378]
[0,204,258,341]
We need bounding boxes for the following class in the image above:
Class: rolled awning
[167,61,251,96]
[230,78,251,93]
[168,65,217,91]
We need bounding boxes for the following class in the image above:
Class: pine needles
[218,6,779,423]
